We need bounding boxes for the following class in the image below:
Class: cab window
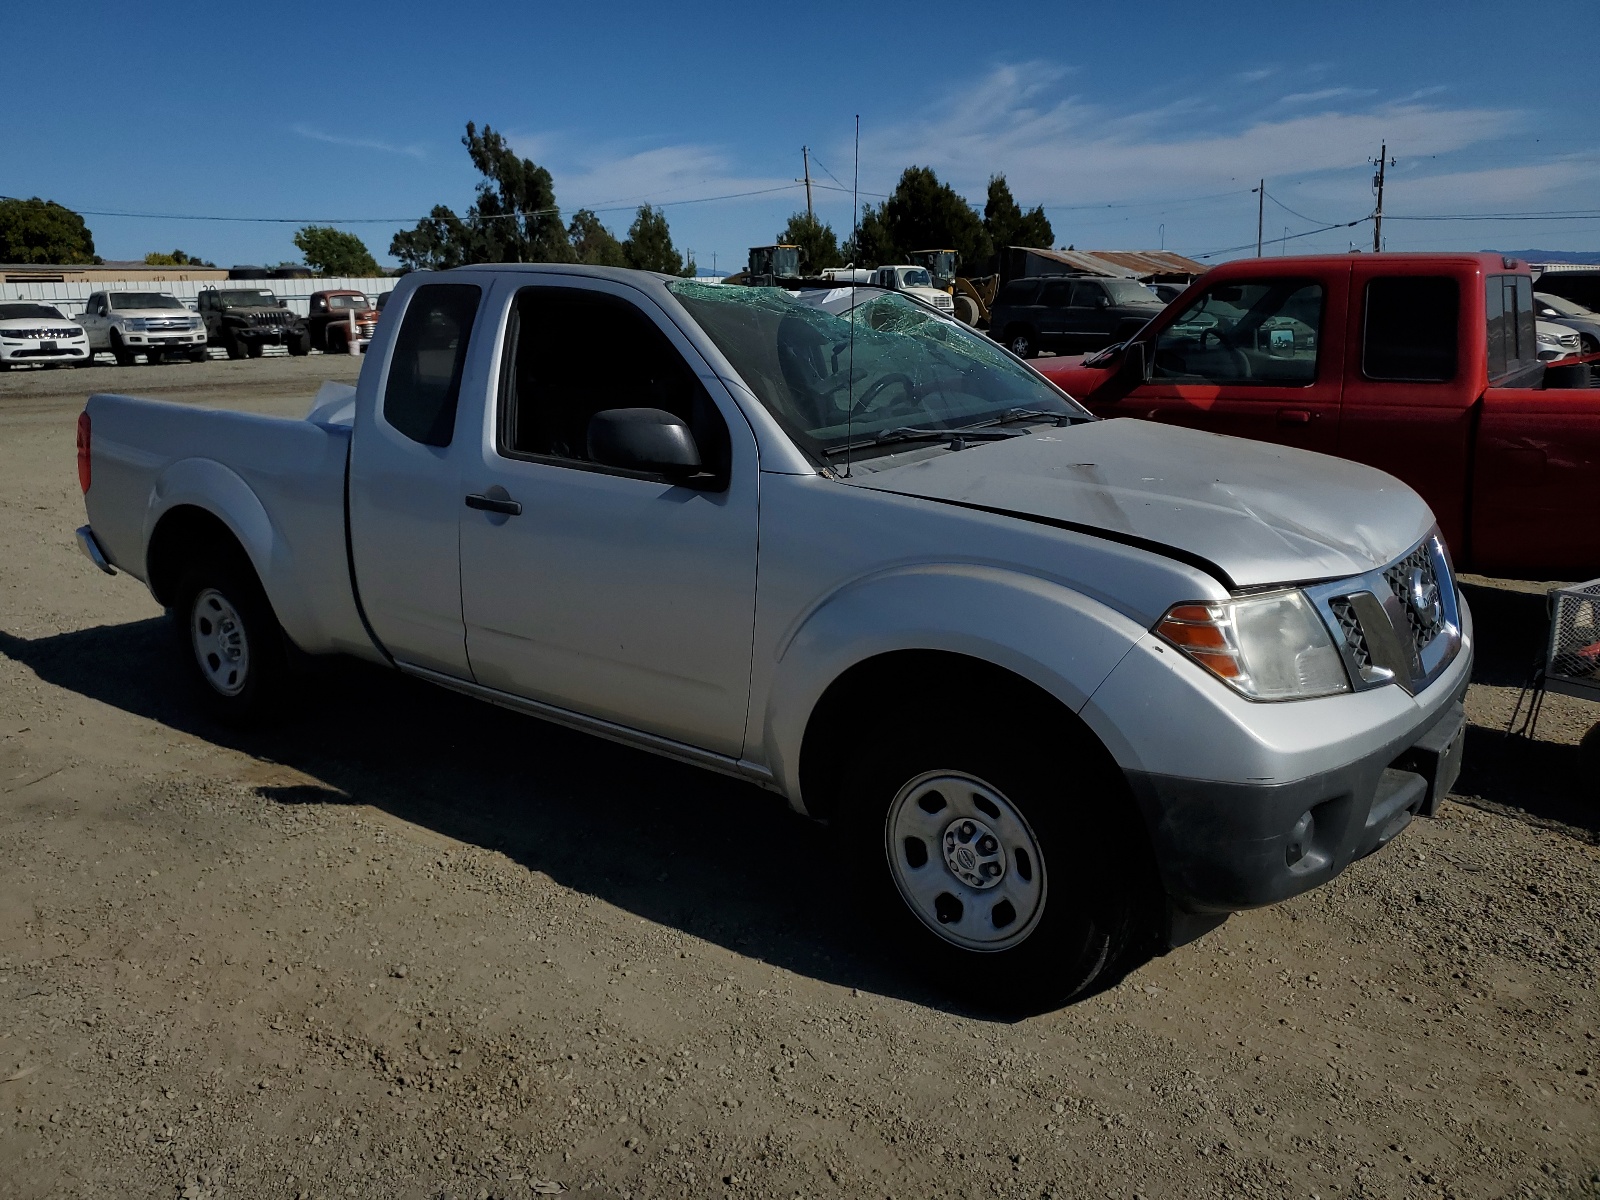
[1038,280,1073,309]
[1363,277,1458,382]
[382,284,481,447]
[497,287,729,485]
[1153,280,1323,386]
[1068,281,1104,308]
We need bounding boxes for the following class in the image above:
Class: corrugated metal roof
[1007,246,1206,280]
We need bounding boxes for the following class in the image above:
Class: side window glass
[382,284,481,447]
[1068,281,1102,308]
[1363,276,1458,382]
[998,280,1037,305]
[1514,275,1535,366]
[1485,275,1507,380]
[498,287,730,483]
[1039,281,1073,308]
[1153,280,1323,387]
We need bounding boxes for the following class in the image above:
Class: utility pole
[1254,180,1265,257]
[802,146,814,221]
[1371,142,1394,252]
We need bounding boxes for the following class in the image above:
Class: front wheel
[223,331,246,360]
[1005,326,1037,358]
[110,332,135,367]
[287,331,310,357]
[173,555,288,724]
[840,714,1147,1010]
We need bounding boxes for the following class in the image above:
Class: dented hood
[848,417,1434,588]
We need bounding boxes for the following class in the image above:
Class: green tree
[143,249,217,267]
[567,209,628,266]
[847,167,990,270]
[778,212,841,275]
[982,175,1053,274]
[0,198,95,264]
[292,226,380,276]
[390,121,573,269]
[622,206,691,275]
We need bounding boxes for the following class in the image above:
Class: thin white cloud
[292,124,426,160]
[855,64,1526,212]
[1280,87,1376,105]
[1236,68,1277,83]
[507,134,798,224]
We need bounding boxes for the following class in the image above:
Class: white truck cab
[77,291,208,366]
[871,265,956,314]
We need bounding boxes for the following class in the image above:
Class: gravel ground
[0,356,1596,1200]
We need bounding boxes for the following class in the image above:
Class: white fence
[0,277,396,319]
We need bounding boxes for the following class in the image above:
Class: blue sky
[9,2,1597,272]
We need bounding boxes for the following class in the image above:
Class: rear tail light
[76,410,91,493]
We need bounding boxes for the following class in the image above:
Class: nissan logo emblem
[1407,565,1441,627]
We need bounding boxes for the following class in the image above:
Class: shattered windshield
[667,282,1086,461]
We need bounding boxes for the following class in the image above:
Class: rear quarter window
[382,284,482,447]
[997,280,1038,305]
[1363,277,1459,382]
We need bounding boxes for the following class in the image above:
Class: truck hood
[847,417,1434,588]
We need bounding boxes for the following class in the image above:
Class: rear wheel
[189,347,209,363]
[287,331,310,357]
[246,341,264,359]
[838,703,1147,1011]
[145,349,165,365]
[173,554,288,725]
[1005,326,1037,358]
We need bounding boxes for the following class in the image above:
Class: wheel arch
[143,459,277,611]
[763,563,1150,818]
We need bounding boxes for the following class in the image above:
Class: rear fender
[143,458,307,642]
[759,563,1148,809]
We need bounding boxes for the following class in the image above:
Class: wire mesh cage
[1543,577,1600,701]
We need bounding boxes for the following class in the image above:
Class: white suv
[77,291,208,366]
[0,301,91,369]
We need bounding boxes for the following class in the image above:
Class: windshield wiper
[989,407,1078,427]
[822,425,1026,457]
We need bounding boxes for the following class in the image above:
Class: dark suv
[197,288,310,359]
[989,275,1166,358]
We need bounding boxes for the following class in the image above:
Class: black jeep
[198,288,310,359]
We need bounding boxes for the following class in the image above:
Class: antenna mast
[845,117,860,479]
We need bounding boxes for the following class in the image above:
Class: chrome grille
[1329,597,1372,673]
[1382,544,1445,654]
[145,317,195,332]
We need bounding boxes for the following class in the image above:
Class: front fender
[759,562,1148,806]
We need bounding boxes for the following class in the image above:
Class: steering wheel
[1198,329,1252,379]
[851,372,918,416]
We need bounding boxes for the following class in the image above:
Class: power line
[1189,216,1370,260]
[7,183,808,228]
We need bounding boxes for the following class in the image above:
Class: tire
[287,331,310,357]
[76,351,97,368]
[189,347,209,363]
[954,295,981,326]
[145,349,165,365]
[327,328,345,355]
[0,361,10,371]
[110,331,135,367]
[173,553,288,725]
[246,341,264,359]
[224,331,246,360]
[1005,326,1037,359]
[837,704,1148,1011]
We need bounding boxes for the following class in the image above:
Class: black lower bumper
[1126,685,1468,930]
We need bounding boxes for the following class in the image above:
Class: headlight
[124,318,150,331]
[1156,590,1350,701]
[1536,330,1560,346]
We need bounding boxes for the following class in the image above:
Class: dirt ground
[1,356,1596,1200]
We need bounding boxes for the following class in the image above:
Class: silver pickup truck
[74,266,1472,1007]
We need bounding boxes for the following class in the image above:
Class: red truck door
[1337,264,1480,556]
[1092,270,1344,455]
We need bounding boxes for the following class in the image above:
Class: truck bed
[83,389,373,659]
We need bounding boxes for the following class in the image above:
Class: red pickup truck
[1038,253,1599,578]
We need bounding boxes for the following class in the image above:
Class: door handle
[1277,408,1313,425]
[465,493,522,516]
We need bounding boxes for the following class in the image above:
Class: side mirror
[1119,341,1148,385]
[587,408,702,480]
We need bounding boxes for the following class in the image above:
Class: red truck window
[1486,274,1538,382]
[1362,277,1458,382]
[1152,280,1323,387]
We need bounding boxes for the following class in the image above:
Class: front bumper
[1126,680,1467,921]
[1,336,90,362]
[122,328,206,347]
[233,325,301,345]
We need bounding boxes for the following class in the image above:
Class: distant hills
[1488,250,1600,265]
